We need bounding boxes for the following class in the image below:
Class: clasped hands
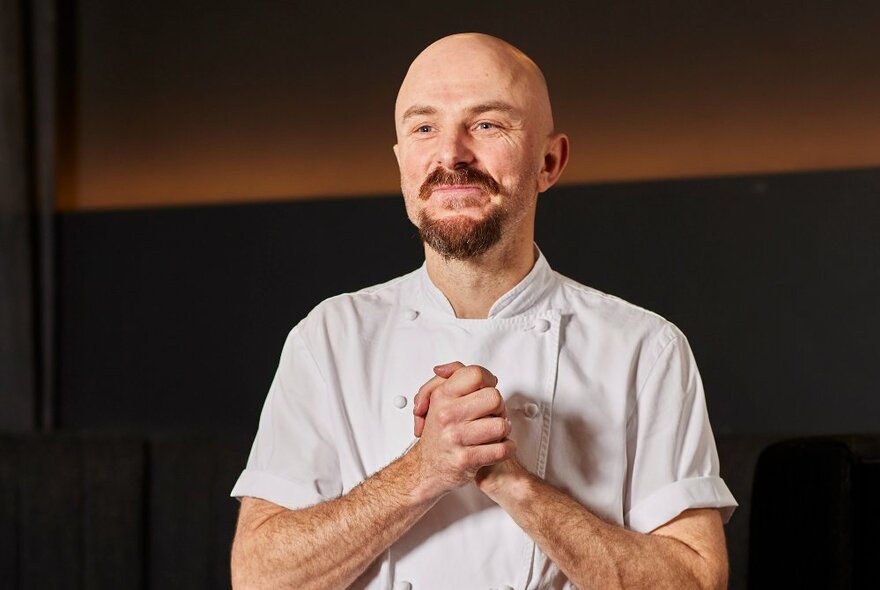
[410,361,527,502]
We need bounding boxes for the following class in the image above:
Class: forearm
[487,469,726,590]
[231,449,439,590]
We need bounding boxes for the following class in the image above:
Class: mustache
[418,167,501,201]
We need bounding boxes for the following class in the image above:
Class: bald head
[395,33,555,138]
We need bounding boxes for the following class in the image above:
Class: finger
[440,365,499,398]
[466,438,518,469]
[432,361,465,379]
[457,416,512,446]
[414,374,447,417]
[455,387,507,422]
[424,387,505,437]
[414,369,456,437]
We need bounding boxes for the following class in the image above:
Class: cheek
[399,152,427,186]
[398,155,426,222]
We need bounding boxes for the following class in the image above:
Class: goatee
[418,208,504,260]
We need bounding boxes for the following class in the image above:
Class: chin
[418,208,505,261]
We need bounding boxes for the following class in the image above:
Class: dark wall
[58,168,880,436]
[62,0,880,208]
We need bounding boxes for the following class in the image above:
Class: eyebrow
[467,101,516,116]
[401,105,437,121]
[400,101,518,122]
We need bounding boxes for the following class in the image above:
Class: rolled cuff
[230,468,336,510]
[626,476,738,533]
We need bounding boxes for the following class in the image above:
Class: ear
[536,133,569,193]
[392,143,400,166]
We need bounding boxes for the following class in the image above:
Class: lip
[429,184,484,195]
[431,184,482,192]
[429,185,490,213]
[427,185,487,205]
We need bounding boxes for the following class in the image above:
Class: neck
[424,234,537,319]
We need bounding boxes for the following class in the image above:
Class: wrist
[396,441,450,506]
[478,460,537,507]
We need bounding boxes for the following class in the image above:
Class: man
[231,33,736,589]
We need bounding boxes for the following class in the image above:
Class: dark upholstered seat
[0,434,145,589]
[749,436,880,589]
[0,433,251,590]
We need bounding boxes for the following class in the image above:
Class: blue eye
[477,122,495,130]
[417,125,432,133]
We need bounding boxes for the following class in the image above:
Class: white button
[500,586,515,590]
[392,395,408,409]
[403,309,419,320]
[523,402,540,418]
[534,318,551,332]
[394,582,412,590]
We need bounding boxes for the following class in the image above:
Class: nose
[435,126,475,170]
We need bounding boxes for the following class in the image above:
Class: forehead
[395,44,532,120]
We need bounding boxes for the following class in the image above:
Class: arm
[477,459,728,590]
[231,364,515,589]
[232,447,438,590]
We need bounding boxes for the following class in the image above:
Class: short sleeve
[230,326,343,509]
[624,326,737,533]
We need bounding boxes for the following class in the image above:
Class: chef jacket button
[533,318,551,332]
[500,586,515,590]
[523,402,540,418]
[392,395,408,409]
[394,582,412,590]
[403,309,419,321]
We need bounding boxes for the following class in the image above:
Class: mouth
[426,185,489,211]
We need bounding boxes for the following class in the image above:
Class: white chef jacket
[231,250,737,589]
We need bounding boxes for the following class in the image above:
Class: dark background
[3,2,880,587]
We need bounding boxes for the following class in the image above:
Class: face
[393,35,558,260]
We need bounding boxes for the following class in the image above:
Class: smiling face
[393,34,566,260]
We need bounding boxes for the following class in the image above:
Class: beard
[415,166,505,260]
[417,207,505,260]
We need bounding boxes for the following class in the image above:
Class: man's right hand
[408,363,517,497]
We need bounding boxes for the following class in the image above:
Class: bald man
[231,33,736,589]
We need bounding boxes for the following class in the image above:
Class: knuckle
[453,449,471,471]
[462,365,484,385]
[436,407,455,426]
[489,388,504,408]
[491,418,507,438]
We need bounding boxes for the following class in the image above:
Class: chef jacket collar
[418,245,556,320]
